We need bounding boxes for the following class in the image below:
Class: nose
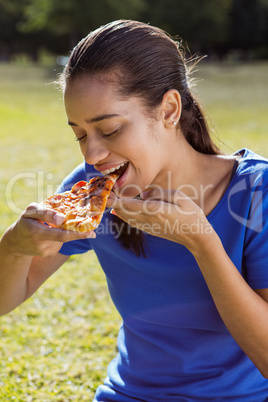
[84,137,109,165]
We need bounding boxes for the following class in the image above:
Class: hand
[4,202,95,258]
[107,188,214,252]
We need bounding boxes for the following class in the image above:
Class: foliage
[143,0,232,52]
[0,0,24,55]
[17,0,147,53]
[21,0,146,33]
[0,0,268,60]
[230,0,268,53]
[0,62,267,400]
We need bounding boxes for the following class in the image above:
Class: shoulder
[56,162,98,193]
[236,148,268,172]
[225,149,268,222]
[235,148,268,190]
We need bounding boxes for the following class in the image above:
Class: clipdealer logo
[4,170,98,215]
[4,169,266,235]
[127,218,213,236]
[5,170,60,215]
[227,174,264,233]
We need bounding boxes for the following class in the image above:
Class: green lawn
[0,61,267,401]
[196,61,268,155]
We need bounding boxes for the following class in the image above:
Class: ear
[161,89,182,128]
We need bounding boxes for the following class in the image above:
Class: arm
[108,190,268,378]
[0,203,95,315]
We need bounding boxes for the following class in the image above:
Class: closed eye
[75,134,87,142]
[102,125,123,138]
[74,124,124,142]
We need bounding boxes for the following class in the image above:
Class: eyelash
[75,126,123,142]
[75,134,87,142]
[103,126,122,138]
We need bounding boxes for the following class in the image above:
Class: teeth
[101,162,127,175]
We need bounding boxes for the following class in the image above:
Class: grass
[0,61,268,401]
[195,61,268,155]
[0,255,120,401]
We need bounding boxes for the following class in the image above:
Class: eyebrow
[68,114,120,126]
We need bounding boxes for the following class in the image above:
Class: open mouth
[102,161,129,180]
[114,162,129,180]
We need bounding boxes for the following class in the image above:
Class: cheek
[78,141,87,156]
[120,130,149,158]
[112,122,157,166]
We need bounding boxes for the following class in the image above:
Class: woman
[1,20,268,401]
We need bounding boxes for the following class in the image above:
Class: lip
[113,163,129,190]
[94,161,127,174]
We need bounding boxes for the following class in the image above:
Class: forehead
[64,73,121,101]
[63,74,146,121]
[64,75,122,115]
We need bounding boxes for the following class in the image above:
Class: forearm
[191,231,268,378]
[0,228,33,315]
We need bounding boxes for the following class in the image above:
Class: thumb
[23,202,65,226]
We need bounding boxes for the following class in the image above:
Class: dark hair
[60,19,220,256]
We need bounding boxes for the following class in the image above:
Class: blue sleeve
[56,162,97,192]
[56,162,98,256]
[244,172,268,289]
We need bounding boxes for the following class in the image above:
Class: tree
[0,0,25,59]
[228,0,268,57]
[230,0,263,48]
[19,0,147,51]
[0,0,267,60]
[141,0,232,55]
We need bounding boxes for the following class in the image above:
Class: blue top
[58,149,268,401]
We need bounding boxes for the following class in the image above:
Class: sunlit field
[196,61,268,155]
[0,61,267,401]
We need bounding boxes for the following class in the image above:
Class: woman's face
[64,74,172,198]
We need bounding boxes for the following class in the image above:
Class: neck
[153,138,235,214]
[154,140,204,192]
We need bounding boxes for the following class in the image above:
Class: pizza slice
[42,173,118,232]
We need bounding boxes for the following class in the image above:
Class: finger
[108,191,119,201]
[44,227,97,242]
[22,208,96,242]
[24,226,95,258]
[23,202,65,226]
[106,196,120,209]
[33,221,96,242]
[110,198,170,223]
[141,188,190,206]
[107,197,144,216]
[140,189,202,218]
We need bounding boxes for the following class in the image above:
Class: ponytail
[180,91,219,155]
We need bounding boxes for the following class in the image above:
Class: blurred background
[0,2,268,400]
[0,0,268,62]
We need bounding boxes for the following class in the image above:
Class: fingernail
[54,213,65,224]
[140,191,148,199]
[110,209,118,216]
[85,232,96,238]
